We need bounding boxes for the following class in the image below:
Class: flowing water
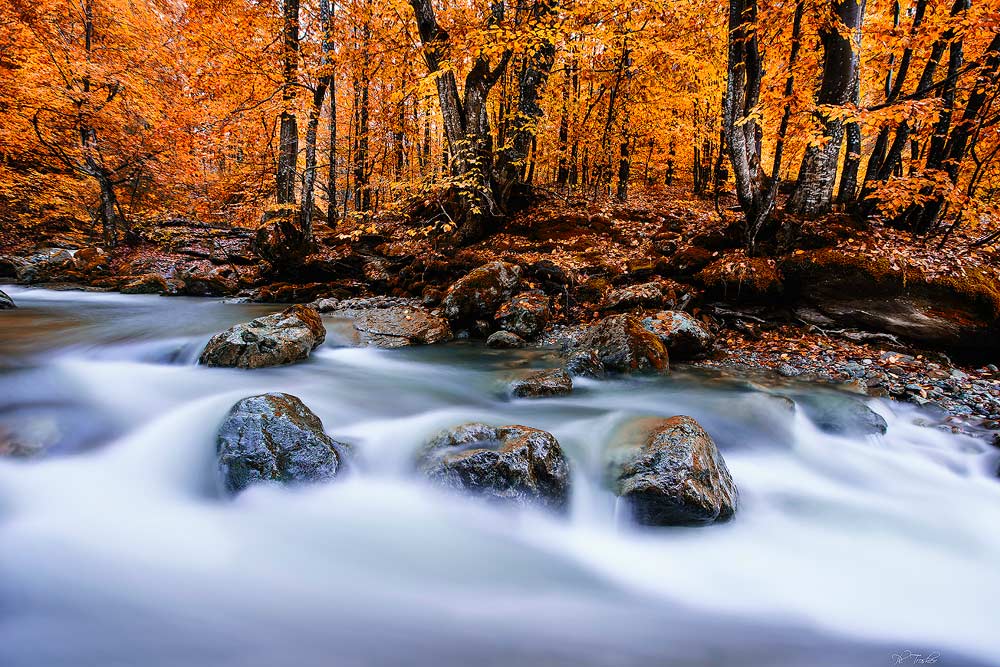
[0,285,998,667]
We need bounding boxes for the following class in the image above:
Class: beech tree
[787,0,867,217]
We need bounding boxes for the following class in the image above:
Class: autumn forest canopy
[1,0,1000,256]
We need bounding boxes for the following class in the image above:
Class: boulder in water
[199,304,326,368]
[793,392,888,436]
[120,273,169,294]
[608,416,737,526]
[576,314,669,374]
[486,330,525,349]
[495,291,551,339]
[510,369,573,398]
[564,348,605,378]
[442,261,521,323]
[641,311,714,360]
[0,289,14,310]
[316,297,452,348]
[417,422,570,511]
[217,393,344,495]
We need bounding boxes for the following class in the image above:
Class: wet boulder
[416,423,570,511]
[641,311,714,360]
[576,314,669,374]
[216,393,344,495]
[72,246,109,275]
[442,261,521,323]
[0,289,14,310]
[495,291,551,339]
[316,297,452,348]
[510,369,573,398]
[199,304,326,368]
[608,416,738,526]
[16,248,75,283]
[564,348,605,378]
[486,330,525,349]
[178,264,237,297]
[120,273,169,295]
[792,392,888,437]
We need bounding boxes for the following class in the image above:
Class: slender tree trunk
[276,0,300,205]
[861,0,961,212]
[909,31,1000,232]
[787,0,866,216]
[836,5,865,205]
[328,74,338,225]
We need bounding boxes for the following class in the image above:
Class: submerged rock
[576,314,669,374]
[416,422,570,511]
[442,261,521,323]
[510,369,573,398]
[0,289,15,309]
[316,297,452,348]
[641,311,714,360]
[486,330,525,349]
[199,304,326,368]
[495,291,551,339]
[608,416,738,526]
[793,392,888,436]
[217,393,343,495]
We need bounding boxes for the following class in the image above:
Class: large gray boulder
[199,304,326,368]
[315,297,452,348]
[217,393,344,495]
[442,261,521,323]
[576,314,669,374]
[608,416,737,526]
[0,289,15,310]
[495,291,551,339]
[416,423,570,511]
[641,311,714,360]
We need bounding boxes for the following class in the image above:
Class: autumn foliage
[1,0,999,251]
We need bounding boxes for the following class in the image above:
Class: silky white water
[0,285,997,666]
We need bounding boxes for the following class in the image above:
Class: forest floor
[2,185,999,434]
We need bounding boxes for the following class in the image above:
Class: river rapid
[0,285,997,667]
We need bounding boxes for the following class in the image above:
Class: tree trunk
[787,0,866,216]
[908,31,1000,232]
[722,0,772,250]
[276,0,300,206]
[409,0,508,241]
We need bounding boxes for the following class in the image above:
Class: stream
[0,285,998,666]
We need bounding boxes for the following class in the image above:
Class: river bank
[2,194,998,432]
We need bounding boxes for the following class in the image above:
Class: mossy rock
[695,254,782,303]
